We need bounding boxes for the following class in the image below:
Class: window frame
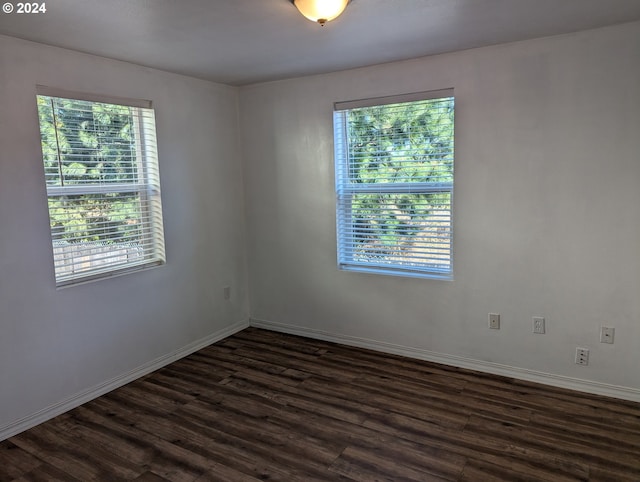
[333,89,455,280]
[36,86,166,287]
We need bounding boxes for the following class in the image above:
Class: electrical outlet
[488,313,500,329]
[575,347,589,366]
[533,316,545,334]
[600,327,614,344]
[223,286,231,300]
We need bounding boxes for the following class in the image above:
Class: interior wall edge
[249,318,640,404]
[0,318,250,442]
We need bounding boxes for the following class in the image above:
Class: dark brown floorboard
[2,327,640,481]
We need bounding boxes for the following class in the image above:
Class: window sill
[339,264,453,281]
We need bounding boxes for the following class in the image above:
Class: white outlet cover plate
[575,347,589,365]
[488,313,500,329]
[600,326,615,344]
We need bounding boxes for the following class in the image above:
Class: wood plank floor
[2,327,640,481]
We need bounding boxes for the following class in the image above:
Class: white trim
[36,85,152,108]
[335,88,454,111]
[250,318,640,403]
[0,318,249,442]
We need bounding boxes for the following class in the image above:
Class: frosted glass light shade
[294,0,349,25]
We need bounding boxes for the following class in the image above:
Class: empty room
[1,1,640,480]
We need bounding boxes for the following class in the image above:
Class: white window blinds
[334,90,454,279]
[36,91,166,286]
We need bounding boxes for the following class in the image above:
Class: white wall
[240,22,640,396]
[0,35,249,433]
[2,21,639,436]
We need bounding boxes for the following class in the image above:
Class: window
[333,89,454,279]
[36,88,166,286]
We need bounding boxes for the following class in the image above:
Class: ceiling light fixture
[293,0,350,26]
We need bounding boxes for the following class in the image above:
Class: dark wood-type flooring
[2,327,640,481]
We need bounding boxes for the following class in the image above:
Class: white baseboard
[250,318,640,403]
[0,318,249,442]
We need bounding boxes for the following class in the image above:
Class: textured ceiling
[1,0,640,86]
